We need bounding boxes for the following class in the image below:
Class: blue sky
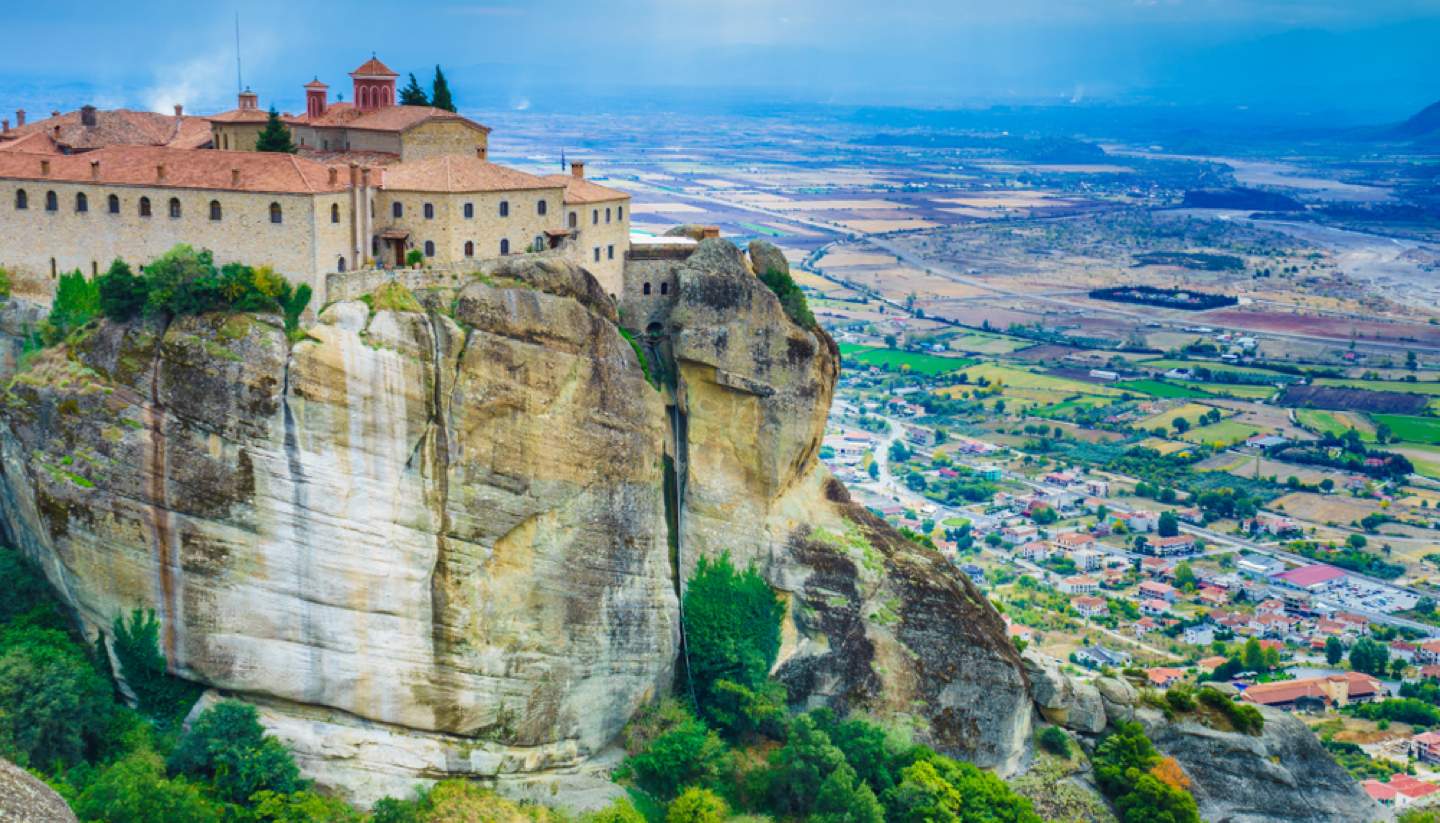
[2,1,1438,122]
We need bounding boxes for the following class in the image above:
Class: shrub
[111,609,202,724]
[73,748,223,823]
[885,751,1043,823]
[46,269,100,342]
[167,700,302,804]
[1165,686,1197,713]
[758,267,815,329]
[406,249,425,267]
[620,717,730,800]
[369,281,423,313]
[96,259,150,322]
[1037,725,1071,757]
[0,625,113,770]
[666,787,728,823]
[1197,687,1264,734]
[1092,721,1200,823]
[0,265,11,299]
[584,797,648,823]
[682,553,785,736]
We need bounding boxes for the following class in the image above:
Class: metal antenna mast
[235,13,243,93]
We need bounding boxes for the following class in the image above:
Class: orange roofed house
[1241,672,1384,710]
[0,56,633,303]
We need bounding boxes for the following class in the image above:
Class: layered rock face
[666,240,1032,771]
[0,245,1035,801]
[0,261,676,804]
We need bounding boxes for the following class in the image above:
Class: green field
[1296,408,1376,440]
[1373,414,1440,444]
[839,344,975,375]
[1315,378,1440,397]
[1186,381,1276,400]
[1180,420,1262,447]
[739,222,787,237]
[1139,359,1290,380]
[1116,379,1210,399]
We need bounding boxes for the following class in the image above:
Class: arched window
[45,191,57,212]
[537,199,547,216]
[75,192,88,213]
[14,189,27,210]
[463,202,474,219]
[534,235,544,251]
[331,203,340,223]
[423,202,434,219]
[499,200,509,217]
[618,206,624,220]
[499,238,510,255]
[168,197,181,218]
[138,197,151,217]
[605,207,611,223]
[423,240,435,257]
[222,134,229,150]
[592,209,598,225]
[337,256,346,272]
[463,240,474,257]
[107,194,119,214]
[660,282,669,295]
[392,202,403,218]
[643,282,651,295]
[269,202,282,224]
[209,200,222,220]
[568,211,577,228]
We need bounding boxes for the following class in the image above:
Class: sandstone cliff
[0,247,1034,803]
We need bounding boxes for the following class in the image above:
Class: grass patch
[1140,358,1289,379]
[1117,379,1210,399]
[839,344,976,376]
[1297,409,1376,440]
[1316,378,1440,397]
[1373,414,1440,444]
[1133,402,1226,433]
[369,281,424,313]
[1180,420,1263,447]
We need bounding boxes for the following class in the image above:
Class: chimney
[156,164,166,182]
[2,119,8,133]
[80,105,97,127]
[174,104,184,118]
[328,167,339,185]
[50,110,59,118]
[701,226,720,239]
[40,159,50,176]
[90,160,100,180]
[570,161,585,179]
[15,109,24,127]
[53,125,61,138]
[231,168,241,187]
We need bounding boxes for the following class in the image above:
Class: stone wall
[322,248,573,303]
[398,120,488,162]
[213,123,263,152]
[567,199,630,298]
[373,187,565,269]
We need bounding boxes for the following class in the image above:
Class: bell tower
[350,55,398,112]
[304,79,328,118]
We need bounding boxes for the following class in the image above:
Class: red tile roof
[1,108,213,151]
[0,146,348,194]
[284,103,490,135]
[351,57,399,77]
[539,173,630,205]
[1276,564,1346,588]
[380,154,558,192]
[1241,672,1381,706]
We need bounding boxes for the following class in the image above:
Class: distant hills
[1384,98,1440,146]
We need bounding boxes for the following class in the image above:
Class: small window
[499,238,510,255]
[423,202,434,219]
[424,240,435,257]
[643,282,651,295]
[269,202,282,224]
[45,191,57,212]
[338,256,346,272]
[463,202,474,219]
[75,192,88,213]
[607,244,614,260]
[14,189,27,210]
[168,197,181,218]
[392,202,403,218]
[139,197,152,217]
[107,194,119,214]
[568,211,577,228]
[534,235,543,251]
[499,200,509,218]
[593,247,600,262]
[605,207,611,223]
[537,199,547,216]
[660,282,669,295]
[464,240,474,257]
[592,209,598,225]
[618,206,624,220]
[331,203,340,223]
[209,200,222,221]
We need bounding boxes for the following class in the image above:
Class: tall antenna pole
[235,12,243,93]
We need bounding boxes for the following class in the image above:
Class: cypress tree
[254,107,296,153]
[399,73,429,106]
[431,65,456,112]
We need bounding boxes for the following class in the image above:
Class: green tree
[73,749,222,823]
[1172,562,1197,592]
[248,789,363,822]
[1347,533,1368,550]
[112,609,201,723]
[97,258,150,322]
[254,107,296,153]
[621,717,729,800]
[886,752,1042,823]
[765,714,851,816]
[0,626,113,770]
[1241,638,1268,673]
[682,553,785,734]
[1158,511,1180,538]
[1325,636,1344,666]
[1092,722,1200,823]
[46,269,101,342]
[1350,638,1390,677]
[666,787,728,823]
[1172,417,1190,434]
[811,764,885,823]
[167,701,302,804]
[1037,725,1070,757]
[399,73,429,106]
[430,65,456,112]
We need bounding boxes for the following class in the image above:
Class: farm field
[838,344,975,375]
[1199,453,1348,486]
[1138,359,1292,380]
[1373,414,1440,444]
[1190,382,1278,400]
[1180,420,1263,447]
[1133,402,1226,433]
[1116,379,1209,399]
[1393,445,1440,481]
[1316,378,1440,397]
[1271,492,1386,528]
[942,364,1125,399]
[1296,409,1377,439]
[945,331,1031,355]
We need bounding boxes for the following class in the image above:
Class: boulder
[0,757,77,822]
[747,239,789,278]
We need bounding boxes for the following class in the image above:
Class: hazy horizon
[2,1,1438,129]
